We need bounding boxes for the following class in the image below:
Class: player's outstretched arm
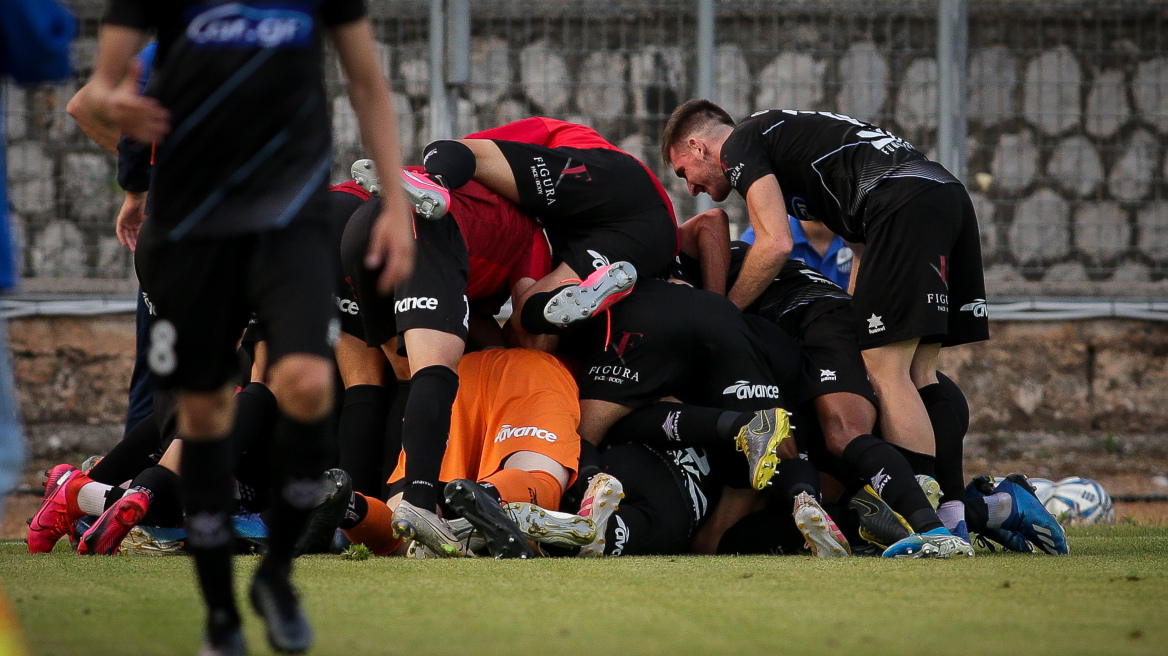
[82,25,168,145]
[330,18,414,294]
[678,208,732,295]
[730,174,793,309]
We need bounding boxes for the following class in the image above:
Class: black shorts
[598,443,724,554]
[341,198,469,351]
[135,218,336,392]
[491,140,678,278]
[852,182,989,349]
[575,280,798,413]
[331,189,369,341]
[794,304,878,406]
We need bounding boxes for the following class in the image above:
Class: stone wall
[5,0,1167,293]
[7,313,1168,435]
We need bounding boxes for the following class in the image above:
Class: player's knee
[269,356,334,421]
[177,388,235,438]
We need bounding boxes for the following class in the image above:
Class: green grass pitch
[2,526,1166,656]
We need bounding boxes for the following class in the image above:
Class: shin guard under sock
[421,140,477,190]
[480,469,563,509]
[606,402,749,449]
[261,413,331,573]
[131,465,183,527]
[180,438,239,621]
[338,384,389,497]
[842,435,942,533]
[920,383,966,504]
[400,365,459,511]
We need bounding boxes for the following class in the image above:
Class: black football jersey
[104,0,367,237]
[720,110,959,242]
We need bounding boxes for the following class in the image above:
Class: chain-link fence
[5,0,1168,297]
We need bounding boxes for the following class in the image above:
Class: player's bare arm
[66,83,119,154]
[329,18,414,293]
[678,208,732,295]
[730,174,793,309]
[83,25,168,144]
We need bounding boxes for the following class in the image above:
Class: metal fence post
[447,0,471,136]
[428,0,449,142]
[695,0,716,214]
[937,0,968,181]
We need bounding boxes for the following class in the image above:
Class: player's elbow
[752,232,793,264]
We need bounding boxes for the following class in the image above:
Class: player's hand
[366,203,415,295]
[115,191,148,251]
[109,61,170,144]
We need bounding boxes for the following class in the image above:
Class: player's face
[670,144,732,202]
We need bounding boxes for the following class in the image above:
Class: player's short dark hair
[661,99,736,165]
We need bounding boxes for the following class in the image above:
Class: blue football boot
[995,474,1069,555]
[882,527,975,559]
[964,476,1034,553]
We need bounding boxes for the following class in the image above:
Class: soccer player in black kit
[81,1,415,653]
[662,101,991,541]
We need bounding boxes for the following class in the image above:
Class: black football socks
[181,437,240,629]
[605,402,751,449]
[399,365,459,511]
[337,384,389,497]
[842,434,943,533]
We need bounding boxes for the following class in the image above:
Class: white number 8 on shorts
[149,319,178,376]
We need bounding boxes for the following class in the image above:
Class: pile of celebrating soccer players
[25,3,1069,652]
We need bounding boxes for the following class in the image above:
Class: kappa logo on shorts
[867,314,885,334]
[820,369,837,382]
[394,296,438,313]
[662,411,681,441]
[722,380,782,400]
[494,425,558,444]
[960,298,989,318]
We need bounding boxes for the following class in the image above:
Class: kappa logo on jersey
[722,380,782,400]
[611,515,629,556]
[867,314,885,334]
[589,364,640,384]
[335,297,359,315]
[960,298,989,318]
[820,369,837,382]
[394,296,438,313]
[662,411,681,441]
[186,3,314,49]
[494,425,559,444]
